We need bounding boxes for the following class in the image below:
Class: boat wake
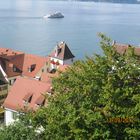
[0,16,42,19]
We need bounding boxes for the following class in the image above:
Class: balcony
[0,81,8,106]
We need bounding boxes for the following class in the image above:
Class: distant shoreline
[57,0,140,4]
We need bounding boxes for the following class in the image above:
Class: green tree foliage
[0,34,140,139]
[0,121,36,140]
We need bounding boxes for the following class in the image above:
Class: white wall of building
[5,108,17,125]
[50,57,64,65]
[50,57,73,69]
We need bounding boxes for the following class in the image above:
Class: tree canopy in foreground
[0,34,140,140]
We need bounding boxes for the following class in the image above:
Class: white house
[49,41,75,70]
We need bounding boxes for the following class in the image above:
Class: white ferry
[43,12,64,19]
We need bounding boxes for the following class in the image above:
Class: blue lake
[0,0,140,59]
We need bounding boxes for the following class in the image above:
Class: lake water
[0,0,140,59]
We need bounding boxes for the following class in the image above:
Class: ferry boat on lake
[43,12,64,19]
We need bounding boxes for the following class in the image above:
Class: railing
[0,84,8,106]
[0,84,8,91]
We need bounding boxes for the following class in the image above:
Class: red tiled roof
[0,53,25,77]
[0,48,23,57]
[22,54,47,78]
[35,96,45,106]
[41,65,69,82]
[40,73,52,83]
[114,43,129,54]
[114,43,140,56]
[23,92,33,102]
[50,42,75,60]
[3,77,51,111]
[0,48,48,78]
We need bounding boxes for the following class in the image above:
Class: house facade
[0,48,49,85]
[3,77,51,125]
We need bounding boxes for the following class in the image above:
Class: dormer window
[35,76,41,81]
[35,96,45,107]
[28,64,36,72]
[13,65,17,72]
[23,93,33,105]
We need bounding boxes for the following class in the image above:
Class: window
[13,65,22,73]
[35,76,41,80]
[13,65,17,72]
[12,112,17,120]
[42,69,44,72]
[51,59,55,65]
[9,80,12,85]
[9,79,16,85]
[28,64,36,72]
[23,93,33,104]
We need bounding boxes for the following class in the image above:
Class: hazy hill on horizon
[75,0,140,4]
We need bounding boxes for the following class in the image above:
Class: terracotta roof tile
[114,43,129,54]
[41,65,69,82]
[114,43,140,56]
[22,54,47,78]
[35,96,45,106]
[0,53,24,77]
[0,48,48,78]
[3,77,51,111]
[23,92,33,102]
[0,48,23,57]
[40,73,52,83]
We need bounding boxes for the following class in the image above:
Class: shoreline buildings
[0,41,75,125]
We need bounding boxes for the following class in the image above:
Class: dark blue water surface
[0,0,140,59]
